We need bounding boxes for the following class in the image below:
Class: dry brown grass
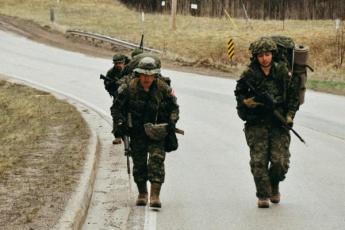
[0,0,344,86]
[0,79,89,229]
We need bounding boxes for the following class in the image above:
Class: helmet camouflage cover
[112,54,128,63]
[249,37,277,55]
[134,56,160,75]
[144,123,168,140]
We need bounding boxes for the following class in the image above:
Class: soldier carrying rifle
[112,57,180,208]
[234,37,301,208]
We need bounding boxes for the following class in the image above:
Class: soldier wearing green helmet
[104,54,130,97]
[102,53,130,144]
[111,56,179,208]
[234,37,300,208]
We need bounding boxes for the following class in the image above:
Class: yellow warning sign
[227,38,235,60]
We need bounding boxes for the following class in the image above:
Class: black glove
[114,121,127,137]
[167,122,176,134]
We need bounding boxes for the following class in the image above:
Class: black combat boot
[136,182,148,206]
[150,183,162,208]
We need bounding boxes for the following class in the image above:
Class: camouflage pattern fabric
[249,37,277,55]
[112,54,130,64]
[131,48,144,58]
[244,124,290,199]
[104,67,123,97]
[111,77,179,184]
[235,62,300,121]
[122,53,161,77]
[134,57,160,75]
[235,45,300,199]
[130,134,166,184]
[144,123,168,141]
[271,36,295,50]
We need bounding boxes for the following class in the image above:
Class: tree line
[119,0,345,19]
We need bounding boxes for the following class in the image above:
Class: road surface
[0,30,344,230]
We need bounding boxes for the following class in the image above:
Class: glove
[114,121,127,137]
[167,122,176,133]
[286,114,294,127]
[243,97,263,108]
[104,78,114,87]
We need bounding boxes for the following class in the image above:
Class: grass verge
[0,79,89,229]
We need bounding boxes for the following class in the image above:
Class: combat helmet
[134,57,160,75]
[249,37,277,56]
[112,54,128,63]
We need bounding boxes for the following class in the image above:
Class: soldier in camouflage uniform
[234,37,300,208]
[112,57,179,208]
[104,54,129,97]
[104,54,130,144]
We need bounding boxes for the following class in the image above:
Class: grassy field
[0,0,344,93]
[0,79,89,228]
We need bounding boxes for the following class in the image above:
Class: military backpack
[271,36,313,105]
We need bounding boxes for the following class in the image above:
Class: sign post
[227,38,235,61]
[171,0,177,30]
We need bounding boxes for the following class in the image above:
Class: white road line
[144,206,157,230]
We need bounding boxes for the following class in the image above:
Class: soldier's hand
[114,121,127,137]
[286,114,294,127]
[243,97,263,108]
[167,122,176,133]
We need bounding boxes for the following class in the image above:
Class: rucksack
[271,36,313,105]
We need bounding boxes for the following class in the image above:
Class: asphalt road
[1,30,344,230]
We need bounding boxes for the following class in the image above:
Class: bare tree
[118,0,345,19]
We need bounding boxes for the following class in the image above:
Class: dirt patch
[0,77,90,229]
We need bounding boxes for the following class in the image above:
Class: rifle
[123,113,133,176]
[241,78,306,144]
[99,74,115,82]
[123,135,131,175]
[175,127,185,135]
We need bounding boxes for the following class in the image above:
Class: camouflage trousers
[244,123,291,199]
[130,134,166,185]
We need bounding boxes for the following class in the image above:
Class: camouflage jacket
[111,77,179,137]
[234,61,300,124]
[104,67,123,97]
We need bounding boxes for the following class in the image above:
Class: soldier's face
[139,74,155,91]
[114,62,125,71]
[257,52,273,68]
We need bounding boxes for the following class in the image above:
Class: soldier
[234,37,300,208]
[103,54,130,145]
[104,54,129,97]
[112,57,179,208]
